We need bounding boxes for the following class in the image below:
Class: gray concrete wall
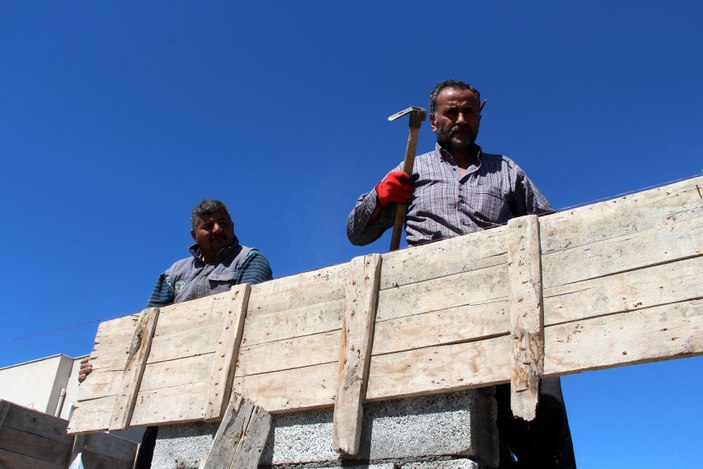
[152,388,498,468]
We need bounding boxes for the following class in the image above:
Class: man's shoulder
[165,255,196,275]
[480,151,520,169]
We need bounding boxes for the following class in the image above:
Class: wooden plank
[542,208,703,289]
[138,353,213,391]
[333,254,381,455]
[205,284,252,421]
[1,401,73,445]
[247,263,349,316]
[373,301,508,355]
[130,382,210,426]
[82,432,139,465]
[232,362,338,412]
[147,323,223,363]
[376,264,507,323]
[67,396,115,433]
[0,448,65,469]
[236,330,340,377]
[380,225,509,288]
[200,393,272,469]
[507,215,544,421]
[150,292,232,338]
[241,298,344,347]
[366,336,512,402]
[109,307,160,431]
[0,400,10,429]
[0,426,71,465]
[540,176,703,255]
[544,255,703,326]
[545,299,703,376]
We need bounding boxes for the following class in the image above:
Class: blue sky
[1,2,701,467]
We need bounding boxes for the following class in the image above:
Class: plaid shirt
[347,143,553,246]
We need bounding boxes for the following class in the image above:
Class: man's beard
[435,125,476,151]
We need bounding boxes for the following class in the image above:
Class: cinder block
[402,459,479,468]
[151,389,498,468]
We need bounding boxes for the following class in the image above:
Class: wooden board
[1,400,138,468]
[333,254,382,455]
[69,176,703,430]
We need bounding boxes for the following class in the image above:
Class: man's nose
[212,223,223,233]
[455,112,466,124]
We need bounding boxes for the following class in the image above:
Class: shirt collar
[435,142,483,165]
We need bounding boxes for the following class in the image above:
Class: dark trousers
[496,377,576,468]
[134,426,158,469]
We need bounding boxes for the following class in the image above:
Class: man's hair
[429,80,481,114]
[191,199,231,229]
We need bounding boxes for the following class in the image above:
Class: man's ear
[429,113,437,133]
[191,228,196,241]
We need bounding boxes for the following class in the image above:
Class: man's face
[191,210,235,262]
[430,87,481,152]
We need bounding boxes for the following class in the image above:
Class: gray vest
[168,243,253,304]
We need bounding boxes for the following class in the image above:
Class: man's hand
[375,171,414,207]
[78,357,93,383]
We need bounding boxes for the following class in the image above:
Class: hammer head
[387,106,427,123]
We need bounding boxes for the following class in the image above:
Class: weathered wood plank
[109,307,160,431]
[507,215,544,421]
[0,400,10,430]
[130,382,210,426]
[376,264,508,322]
[205,284,251,421]
[0,426,71,465]
[82,431,139,465]
[0,448,65,469]
[150,292,232,338]
[241,298,344,347]
[333,254,381,455]
[232,362,338,412]
[235,330,339,377]
[540,176,703,255]
[544,255,703,325]
[367,336,512,402]
[67,396,114,433]
[380,225,509,288]
[247,263,349,316]
[542,210,703,289]
[545,299,703,376]
[138,353,213,391]
[0,401,73,445]
[147,323,222,363]
[373,301,508,355]
[200,393,272,469]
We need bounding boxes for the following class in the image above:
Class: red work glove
[375,171,414,207]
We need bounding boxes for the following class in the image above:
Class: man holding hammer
[347,79,575,468]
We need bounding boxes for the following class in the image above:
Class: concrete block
[151,421,219,469]
[402,459,479,468]
[151,389,498,468]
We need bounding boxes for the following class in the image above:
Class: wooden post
[507,215,544,421]
[205,284,252,421]
[333,254,382,455]
[200,393,272,469]
[109,307,160,430]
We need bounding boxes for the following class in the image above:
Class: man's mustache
[450,125,472,136]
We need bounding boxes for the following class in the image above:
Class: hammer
[387,106,427,251]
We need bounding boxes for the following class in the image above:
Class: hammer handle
[390,126,421,251]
